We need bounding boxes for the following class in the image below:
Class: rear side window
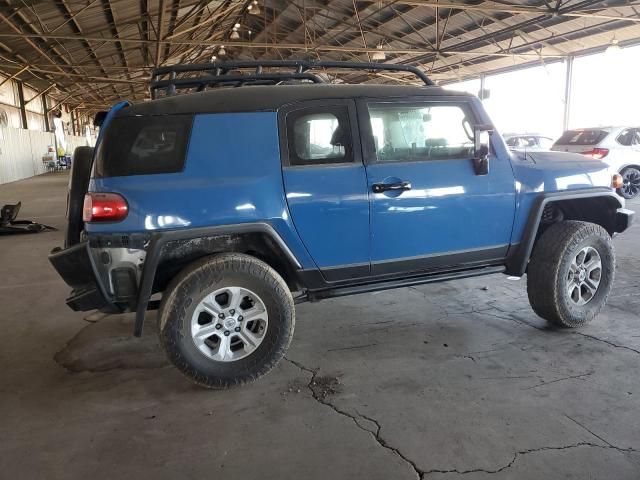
[537,137,553,149]
[616,129,640,146]
[286,106,353,166]
[95,115,192,177]
[555,129,608,146]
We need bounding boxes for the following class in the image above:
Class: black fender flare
[505,187,623,277]
[133,223,301,336]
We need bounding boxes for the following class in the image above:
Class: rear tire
[158,253,295,389]
[618,167,640,199]
[527,221,615,328]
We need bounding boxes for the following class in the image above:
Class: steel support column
[43,94,50,132]
[479,74,486,100]
[563,56,574,131]
[70,109,77,136]
[16,81,27,129]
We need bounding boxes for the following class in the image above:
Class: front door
[280,100,370,281]
[359,98,516,276]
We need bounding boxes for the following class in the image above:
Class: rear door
[359,98,516,276]
[280,100,370,281]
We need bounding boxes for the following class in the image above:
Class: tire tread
[527,220,614,327]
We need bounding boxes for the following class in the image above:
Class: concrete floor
[2,172,640,479]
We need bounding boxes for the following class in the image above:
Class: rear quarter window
[94,114,193,177]
[555,129,608,146]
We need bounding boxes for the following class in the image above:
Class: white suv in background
[551,127,640,199]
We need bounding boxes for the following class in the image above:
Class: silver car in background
[552,127,640,199]
[504,133,554,152]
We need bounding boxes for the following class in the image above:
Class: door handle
[372,181,412,194]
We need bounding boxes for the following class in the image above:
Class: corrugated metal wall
[66,135,91,156]
[0,127,89,185]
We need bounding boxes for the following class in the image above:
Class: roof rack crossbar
[152,72,324,90]
[150,60,434,98]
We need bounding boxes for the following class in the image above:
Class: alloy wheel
[566,246,602,306]
[622,169,640,198]
[191,286,268,362]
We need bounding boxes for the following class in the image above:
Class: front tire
[527,221,615,328]
[618,167,640,199]
[158,253,295,388]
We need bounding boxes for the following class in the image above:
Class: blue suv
[50,61,634,388]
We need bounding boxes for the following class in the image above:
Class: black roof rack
[150,60,434,99]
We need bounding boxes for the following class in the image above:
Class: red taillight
[82,193,128,222]
[581,148,609,160]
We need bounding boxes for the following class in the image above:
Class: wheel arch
[134,223,302,336]
[618,164,640,173]
[506,188,623,277]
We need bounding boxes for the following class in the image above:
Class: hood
[510,150,614,194]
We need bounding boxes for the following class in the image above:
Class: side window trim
[278,99,362,168]
[356,97,479,165]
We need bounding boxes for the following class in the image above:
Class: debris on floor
[310,375,341,401]
[0,202,56,235]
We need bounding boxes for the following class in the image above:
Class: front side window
[286,106,353,166]
[367,103,474,163]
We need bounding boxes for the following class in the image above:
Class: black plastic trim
[616,208,634,232]
[371,244,508,276]
[48,242,113,312]
[320,263,370,282]
[298,245,508,291]
[133,223,301,337]
[505,188,624,277]
[307,265,506,301]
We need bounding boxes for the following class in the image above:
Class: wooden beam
[156,0,166,67]
[0,65,27,88]
[24,83,55,105]
[50,0,100,34]
[0,7,105,105]
[48,92,76,112]
[388,0,640,22]
[0,33,568,58]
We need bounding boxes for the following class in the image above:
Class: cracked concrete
[2,172,640,479]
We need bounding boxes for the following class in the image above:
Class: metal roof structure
[0,0,638,116]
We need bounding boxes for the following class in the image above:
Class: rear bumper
[616,208,634,233]
[49,242,120,313]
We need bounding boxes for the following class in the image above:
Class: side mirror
[473,126,492,176]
